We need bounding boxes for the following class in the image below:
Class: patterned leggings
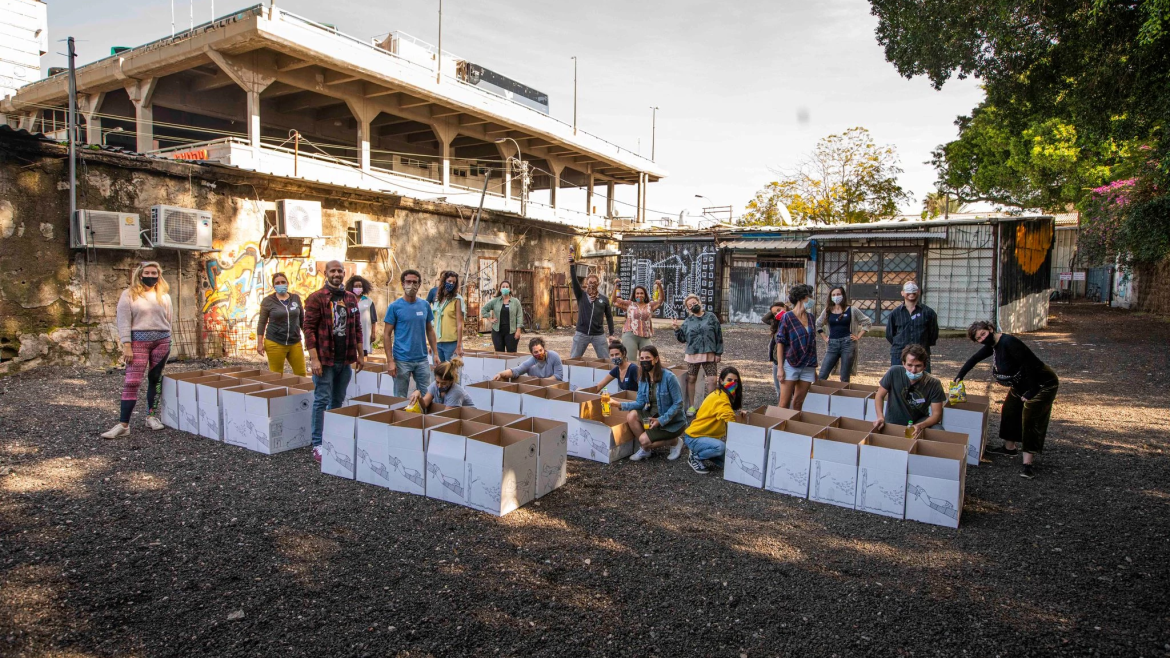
[120,338,171,422]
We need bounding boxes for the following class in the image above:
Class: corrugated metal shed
[814,231,948,240]
[924,223,996,329]
[721,239,809,250]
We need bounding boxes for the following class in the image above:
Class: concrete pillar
[246,90,262,150]
[585,166,595,216]
[204,48,276,152]
[430,118,458,191]
[547,160,564,210]
[17,113,35,132]
[79,92,105,145]
[606,181,615,218]
[345,100,378,172]
[124,77,157,152]
[636,173,645,222]
[495,142,517,207]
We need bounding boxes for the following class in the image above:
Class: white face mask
[831,295,843,305]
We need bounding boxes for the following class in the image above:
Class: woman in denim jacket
[619,345,687,463]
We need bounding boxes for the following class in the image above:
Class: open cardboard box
[381,413,456,495]
[242,387,314,454]
[752,405,801,422]
[567,412,636,463]
[463,427,539,516]
[546,391,603,426]
[479,411,527,428]
[425,420,496,507]
[846,382,879,393]
[345,393,409,410]
[534,377,569,390]
[178,375,231,434]
[218,369,268,380]
[196,377,262,440]
[434,406,493,423]
[942,399,990,466]
[353,409,398,489]
[837,416,876,433]
[204,366,248,375]
[725,413,782,489]
[504,417,568,498]
[511,375,540,386]
[905,439,966,528]
[221,383,277,449]
[353,363,384,397]
[830,389,873,421]
[765,420,829,498]
[802,386,837,415]
[809,427,868,509]
[562,359,594,391]
[460,355,484,385]
[518,386,565,419]
[321,404,385,479]
[489,382,523,414]
[815,379,849,390]
[465,380,495,410]
[237,372,291,385]
[790,411,841,428]
[286,381,317,392]
[856,434,914,518]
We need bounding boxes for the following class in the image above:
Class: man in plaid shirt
[304,260,365,462]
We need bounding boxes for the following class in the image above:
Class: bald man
[303,259,365,463]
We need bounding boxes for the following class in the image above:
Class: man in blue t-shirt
[383,269,438,397]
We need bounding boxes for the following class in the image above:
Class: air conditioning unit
[352,220,390,248]
[150,205,213,250]
[275,199,323,238]
[71,210,143,249]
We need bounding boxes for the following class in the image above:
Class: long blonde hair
[129,261,170,301]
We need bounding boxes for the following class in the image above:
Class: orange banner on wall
[172,149,209,161]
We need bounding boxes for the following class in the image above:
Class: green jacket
[481,295,524,333]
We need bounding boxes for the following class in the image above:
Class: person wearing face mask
[681,367,750,475]
[871,344,946,438]
[954,320,1059,479]
[620,346,688,462]
[886,281,939,371]
[256,272,306,376]
[672,294,724,416]
[610,279,664,361]
[383,269,438,397]
[101,261,173,439]
[408,357,475,410]
[493,337,564,380]
[303,260,366,462]
[431,270,466,362]
[567,260,615,359]
[776,284,819,410]
[345,275,378,356]
[763,301,789,402]
[481,279,523,353]
[815,286,872,383]
[594,341,640,392]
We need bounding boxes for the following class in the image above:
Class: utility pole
[67,37,78,226]
[572,56,578,135]
[436,0,443,84]
[650,106,658,161]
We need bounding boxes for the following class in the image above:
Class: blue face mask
[445,282,456,292]
[274,284,289,294]
[804,299,815,310]
[905,368,923,381]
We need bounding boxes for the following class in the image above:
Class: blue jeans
[684,434,726,468]
[436,341,458,364]
[311,363,352,446]
[819,337,857,382]
[393,359,432,397]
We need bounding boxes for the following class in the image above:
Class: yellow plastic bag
[948,381,967,405]
[404,400,423,413]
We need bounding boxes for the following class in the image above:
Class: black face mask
[981,333,996,346]
[639,360,653,371]
[690,304,702,314]
[141,276,159,288]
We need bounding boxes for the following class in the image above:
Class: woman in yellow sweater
[683,366,748,474]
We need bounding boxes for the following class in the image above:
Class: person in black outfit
[567,258,615,359]
[886,281,939,371]
[954,320,1059,479]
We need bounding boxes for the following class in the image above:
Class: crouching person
[871,344,945,438]
[408,357,474,410]
[619,346,687,462]
[682,367,749,474]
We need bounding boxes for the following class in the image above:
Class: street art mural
[998,218,1055,306]
[618,239,719,319]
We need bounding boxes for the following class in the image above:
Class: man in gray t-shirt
[872,344,946,438]
[492,337,564,381]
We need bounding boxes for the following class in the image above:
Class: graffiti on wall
[999,218,1055,307]
[618,240,719,319]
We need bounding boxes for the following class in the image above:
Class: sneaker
[100,423,130,440]
[145,416,165,431]
[629,447,652,462]
[686,406,698,417]
[1021,464,1036,479]
[667,438,684,461]
[312,446,322,464]
[986,444,1019,457]
[688,454,709,474]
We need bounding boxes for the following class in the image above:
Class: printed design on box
[466,464,503,510]
[162,398,177,426]
[540,457,565,492]
[357,448,391,483]
[227,419,249,447]
[906,483,959,520]
[179,405,196,431]
[966,443,978,463]
[426,461,465,498]
[387,455,425,489]
[198,407,219,437]
[812,461,855,501]
[727,450,763,485]
[768,453,809,492]
[857,468,905,511]
[569,423,613,461]
[323,441,355,473]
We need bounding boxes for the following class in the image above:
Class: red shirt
[303,285,364,368]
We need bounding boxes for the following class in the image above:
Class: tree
[742,127,911,225]
[920,190,966,219]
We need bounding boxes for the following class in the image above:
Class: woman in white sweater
[101,261,173,439]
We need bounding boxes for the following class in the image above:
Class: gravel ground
[1,303,1169,657]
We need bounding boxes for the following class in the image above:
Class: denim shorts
[782,362,817,383]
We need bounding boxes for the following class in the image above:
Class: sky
[39,0,989,220]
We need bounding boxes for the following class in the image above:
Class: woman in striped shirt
[776,283,819,410]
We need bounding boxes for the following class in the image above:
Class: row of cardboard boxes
[354,350,633,394]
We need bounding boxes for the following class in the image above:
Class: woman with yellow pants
[255,272,306,376]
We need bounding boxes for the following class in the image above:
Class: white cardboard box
[490,382,524,414]
[808,428,868,509]
[345,393,409,410]
[382,413,456,495]
[177,375,227,434]
[544,391,603,426]
[855,434,914,518]
[518,387,568,420]
[464,427,539,516]
[461,355,485,385]
[433,406,493,424]
[567,413,635,463]
[321,404,385,479]
[425,420,496,507]
[478,411,527,428]
[243,387,314,454]
[830,389,872,421]
[751,405,801,422]
[465,381,495,410]
[221,383,276,450]
[505,417,568,498]
[764,419,824,498]
[354,409,398,489]
[355,364,386,397]
[196,378,256,441]
[942,400,990,466]
[801,386,836,416]
[564,359,595,392]
[724,413,782,489]
[905,439,967,528]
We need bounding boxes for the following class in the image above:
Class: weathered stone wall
[1136,255,1170,316]
[0,133,615,375]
